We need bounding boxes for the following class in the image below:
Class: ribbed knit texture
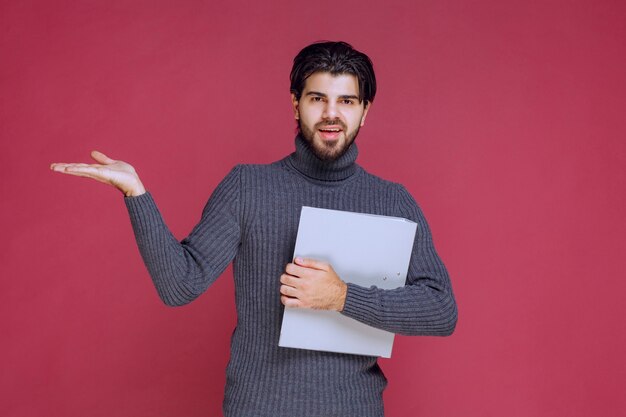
[124,135,457,417]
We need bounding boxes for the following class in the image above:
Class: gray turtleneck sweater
[124,136,457,417]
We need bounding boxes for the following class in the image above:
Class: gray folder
[278,206,417,358]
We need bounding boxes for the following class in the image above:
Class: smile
[318,128,343,141]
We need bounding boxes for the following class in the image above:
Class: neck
[287,135,359,181]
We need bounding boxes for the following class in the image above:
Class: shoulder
[232,161,289,182]
[223,161,295,198]
[359,168,415,200]
[359,168,427,219]
[234,159,289,174]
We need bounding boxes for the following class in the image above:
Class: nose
[322,101,338,120]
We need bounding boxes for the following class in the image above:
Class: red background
[2,1,625,416]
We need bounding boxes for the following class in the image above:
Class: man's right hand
[50,151,146,197]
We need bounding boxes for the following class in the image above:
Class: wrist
[336,282,348,312]
[124,180,146,197]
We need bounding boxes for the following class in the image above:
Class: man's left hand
[280,257,347,311]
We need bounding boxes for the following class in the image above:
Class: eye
[311,96,324,102]
[341,99,354,105]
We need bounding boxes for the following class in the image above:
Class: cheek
[348,114,363,129]
[300,109,320,125]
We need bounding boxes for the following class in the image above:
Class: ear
[360,101,371,127]
[291,93,300,120]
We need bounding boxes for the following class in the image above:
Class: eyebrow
[305,91,360,100]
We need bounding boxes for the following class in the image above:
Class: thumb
[90,150,116,165]
[294,257,329,271]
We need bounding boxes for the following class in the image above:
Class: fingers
[280,283,298,298]
[280,274,302,305]
[51,163,100,175]
[283,260,331,279]
[280,274,300,292]
[280,274,302,308]
[50,162,76,171]
[294,257,329,271]
[284,258,330,279]
[280,259,331,309]
[51,162,101,171]
[280,273,296,286]
[285,263,309,278]
[50,162,77,173]
[50,163,114,186]
[281,295,301,308]
[90,150,116,165]
[51,154,145,196]
[50,150,115,173]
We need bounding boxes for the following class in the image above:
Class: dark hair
[290,41,376,105]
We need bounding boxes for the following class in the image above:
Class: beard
[298,119,361,161]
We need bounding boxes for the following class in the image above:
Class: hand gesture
[280,257,347,311]
[50,151,146,197]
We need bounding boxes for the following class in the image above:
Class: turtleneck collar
[286,134,359,182]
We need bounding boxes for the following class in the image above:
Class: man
[51,41,457,417]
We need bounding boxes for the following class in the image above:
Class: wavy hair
[290,41,376,106]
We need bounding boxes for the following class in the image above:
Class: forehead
[302,72,360,96]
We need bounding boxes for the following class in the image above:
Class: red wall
[2,1,624,416]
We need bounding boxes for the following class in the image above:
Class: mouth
[317,125,343,141]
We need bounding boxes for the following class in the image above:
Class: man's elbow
[399,301,458,337]
[161,297,192,307]
[156,288,199,307]
[415,285,458,337]
[438,299,458,336]
[439,307,458,336]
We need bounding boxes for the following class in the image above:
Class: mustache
[315,120,346,130]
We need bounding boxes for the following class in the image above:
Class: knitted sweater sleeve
[123,165,242,306]
[341,184,457,336]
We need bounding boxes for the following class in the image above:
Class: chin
[298,123,357,161]
[313,139,351,161]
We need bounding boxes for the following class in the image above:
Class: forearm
[341,280,457,336]
[124,166,242,306]
[339,183,458,336]
[125,192,214,306]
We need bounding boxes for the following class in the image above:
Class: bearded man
[51,41,457,417]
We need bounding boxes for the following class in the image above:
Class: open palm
[50,151,146,197]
